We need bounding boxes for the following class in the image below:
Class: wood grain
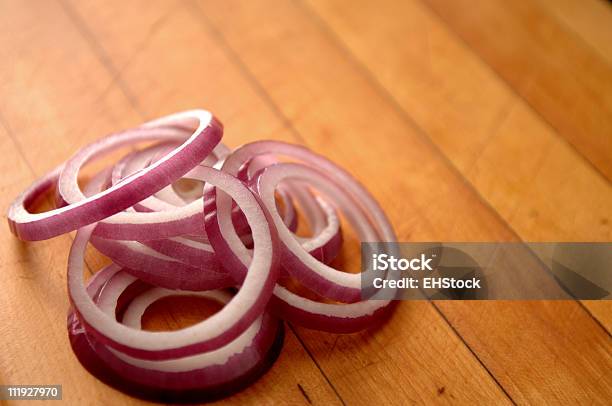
[196,0,611,404]
[0,0,610,405]
[423,0,612,182]
[0,1,145,404]
[64,0,514,403]
[303,0,612,326]
[536,0,612,65]
[0,0,340,405]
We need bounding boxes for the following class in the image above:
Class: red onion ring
[69,315,283,403]
[90,237,232,291]
[139,236,219,270]
[206,141,396,332]
[113,142,229,212]
[105,143,327,274]
[253,163,368,302]
[7,109,399,401]
[69,267,283,402]
[9,110,222,241]
[68,165,279,360]
[82,163,229,289]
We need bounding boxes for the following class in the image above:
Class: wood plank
[194,0,612,404]
[422,0,612,182]
[0,127,145,404]
[303,0,611,327]
[536,0,612,65]
[0,1,142,402]
[0,0,340,404]
[64,0,517,404]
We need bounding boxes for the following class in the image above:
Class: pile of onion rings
[7,110,397,403]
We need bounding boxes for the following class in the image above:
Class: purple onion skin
[269,297,398,334]
[74,312,280,388]
[308,228,343,265]
[90,237,234,291]
[71,296,269,361]
[7,117,401,403]
[139,237,221,269]
[113,280,153,322]
[203,184,282,300]
[10,118,223,242]
[68,312,285,404]
[92,213,206,241]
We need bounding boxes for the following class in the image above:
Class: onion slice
[82,162,229,290]
[8,110,222,241]
[7,110,400,401]
[68,165,279,360]
[206,141,397,331]
[68,267,284,402]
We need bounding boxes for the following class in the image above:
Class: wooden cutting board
[0,0,610,404]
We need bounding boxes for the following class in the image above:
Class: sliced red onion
[8,110,221,241]
[101,145,302,273]
[160,143,230,205]
[269,287,396,333]
[69,267,283,402]
[7,109,401,401]
[271,274,397,335]
[97,140,259,242]
[285,182,329,237]
[90,237,232,291]
[253,163,371,302]
[232,154,344,265]
[140,236,219,270]
[207,141,397,331]
[122,147,298,238]
[113,142,230,212]
[70,321,283,402]
[68,165,280,360]
[83,163,227,287]
[85,263,123,299]
[84,166,235,283]
[69,311,283,403]
[110,143,182,211]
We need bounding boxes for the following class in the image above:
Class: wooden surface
[0,0,610,404]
